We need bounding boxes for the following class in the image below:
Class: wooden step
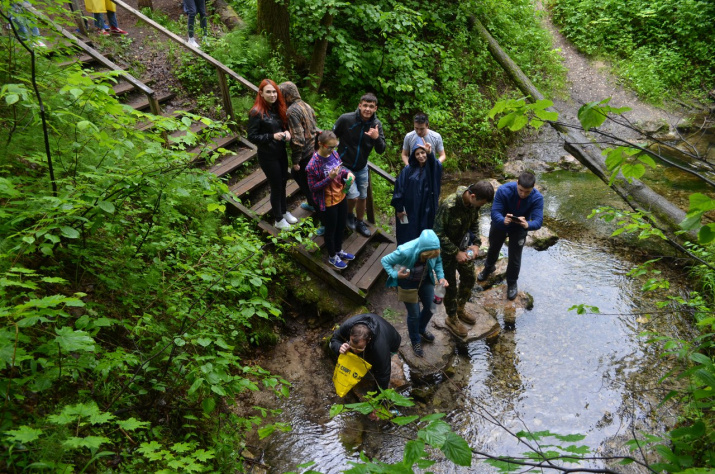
[351,242,396,291]
[57,53,103,68]
[343,222,378,256]
[187,134,239,161]
[208,147,257,178]
[113,81,136,96]
[229,168,267,197]
[170,121,208,139]
[125,91,174,111]
[250,180,301,215]
[135,107,195,131]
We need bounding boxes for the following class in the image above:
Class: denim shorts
[346,166,369,200]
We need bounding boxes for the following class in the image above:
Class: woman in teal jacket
[381,229,449,357]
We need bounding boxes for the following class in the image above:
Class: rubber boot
[457,305,476,325]
[445,315,468,338]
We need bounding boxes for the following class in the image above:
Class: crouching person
[329,313,401,391]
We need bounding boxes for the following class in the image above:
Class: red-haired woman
[247,79,298,230]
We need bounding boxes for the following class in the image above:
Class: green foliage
[0,16,294,470]
[549,0,715,102]
[328,390,473,470]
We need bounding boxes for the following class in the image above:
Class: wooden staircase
[52,1,396,303]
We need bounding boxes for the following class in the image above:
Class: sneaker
[109,26,128,35]
[477,265,495,282]
[283,212,299,224]
[445,315,468,338]
[420,331,435,343]
[315,226,325,236]
[300,202,315,212]
[97,28,110,36]
[187,37,200,49]
[346,213,356,231]
[274,218,291,230]
[337,250,355,261]
[328,255,347,270]
[412,342,424,357]
[457,307,476,325]
[355,220,372,237]
[507,282,518,301]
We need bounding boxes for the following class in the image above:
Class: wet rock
[430,302,500,344]
[475,258,508,290]
[526,226,559,250]
[338,420,364,449]
[389,354,408,389]
[398,317,456,378]
[675,117,696,133]
[411,385,438,402]
[557,154,585,171]
[479,286,534,328]
[636,119,669,135]
[502,160,551,178]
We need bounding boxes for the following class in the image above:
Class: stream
[251,168,697,473]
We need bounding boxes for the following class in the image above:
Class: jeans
[184,0,207,38]
[11,3,40,39]
[345,165,369,200]
[402,281,435,345]
[93,11,118,29]
[484,225,529,284]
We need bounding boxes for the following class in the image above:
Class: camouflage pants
[442,257,476,317]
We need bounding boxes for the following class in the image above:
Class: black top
[247,108,289,160]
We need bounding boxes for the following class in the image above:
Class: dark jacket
[329,313,401,390]
[490,181,544,232]
[391,140,442,245]
[333,109,386,172]
[286,99,320,165]
[247,109,288,161]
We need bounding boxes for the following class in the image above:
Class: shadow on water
[258,169,697,473]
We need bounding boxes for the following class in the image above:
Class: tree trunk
[137,0,153,10]
[213,0,246,30]
[308,12,333,92]
[257,0,291,56]
[469,16,689,235]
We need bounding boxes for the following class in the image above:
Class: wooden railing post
[366,169,375,224]
[216,69,237,132]
[67,0,88,36]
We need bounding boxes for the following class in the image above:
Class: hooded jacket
[333,109,386,172]
[391,138,443,245]
[282,82,320,165]
[381,229,445,288]
[329,313,401,390]
[490,181,544,232]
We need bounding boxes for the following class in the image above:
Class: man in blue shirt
[478,172,544,300]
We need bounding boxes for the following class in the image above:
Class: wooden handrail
[112,0,258,94]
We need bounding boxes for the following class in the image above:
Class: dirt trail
[512,10,685,162]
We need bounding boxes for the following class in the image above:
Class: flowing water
[253,169,698,473]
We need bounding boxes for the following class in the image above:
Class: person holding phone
[478,172,544,300]
[306,131,356,270]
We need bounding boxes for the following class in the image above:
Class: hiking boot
[412,342,424,357]
[283,212,299,224]
[477,265,495,282]
[356,220,371,237]
[457,306,476,325]
[445,315,468,338]
[346,213,356,231]
[420,330,435,343]
[507,282,518,301]
[328,255,347,270]
[274,218,291,230]
[337,250,355,261]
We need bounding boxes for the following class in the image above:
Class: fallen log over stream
[469,16,689,236]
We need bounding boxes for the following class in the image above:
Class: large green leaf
[441,431,472,466]
[5,426,43,444]
[54,327,95,352]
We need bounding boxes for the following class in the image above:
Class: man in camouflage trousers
[433,181,494,337]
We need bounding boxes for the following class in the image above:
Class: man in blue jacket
[333,93,387,237]
[478,172,544,300]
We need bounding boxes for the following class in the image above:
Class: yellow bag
[333,352,372,397]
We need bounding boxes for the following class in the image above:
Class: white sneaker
[34,40,47,48]
[283,212,299,224]
[187,37,200,49]
[274,218,291,230]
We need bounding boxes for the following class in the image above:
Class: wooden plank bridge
[43,0,397,302]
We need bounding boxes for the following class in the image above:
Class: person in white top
[401,113,446,166]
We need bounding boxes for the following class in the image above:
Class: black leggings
[258,154,289,222]
[322,199,348,257]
